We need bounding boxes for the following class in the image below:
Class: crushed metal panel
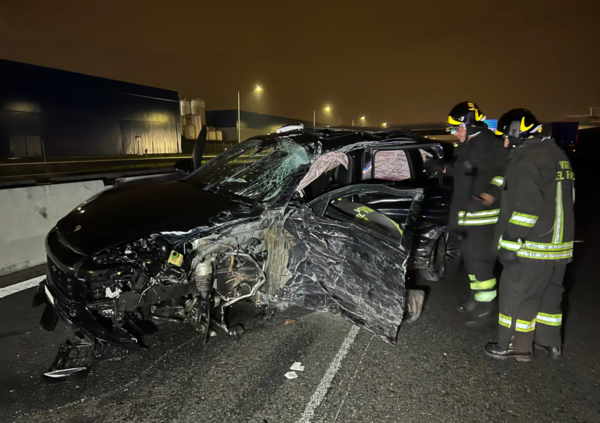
[265,217,295,295]
[282,210,407,342]
[274,189,424,343]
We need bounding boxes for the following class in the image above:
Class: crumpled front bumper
[32,264,140,378]
[34,265,140,347]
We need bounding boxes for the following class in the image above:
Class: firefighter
[485,109,574,362]
[425,102,505,326]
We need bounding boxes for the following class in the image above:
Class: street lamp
[238,84,264,142]
[360,116,365,127]
[313,105,332,127]
[382,122,387,128]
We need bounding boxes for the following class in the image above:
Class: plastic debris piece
[285,319,296,325]
[284,371,298,380]
[290,362,304,372]
[105,287,122,299]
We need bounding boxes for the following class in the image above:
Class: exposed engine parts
[192,259,214,300]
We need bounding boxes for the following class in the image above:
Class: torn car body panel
[259,188,423,343]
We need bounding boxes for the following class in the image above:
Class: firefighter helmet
[447,102,487,128]
[495,109,542,138]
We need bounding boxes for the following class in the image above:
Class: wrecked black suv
[34,126,459,377]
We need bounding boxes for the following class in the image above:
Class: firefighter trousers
[498,260,566,352]
[460,225,497,302]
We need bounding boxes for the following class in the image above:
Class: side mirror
[174,158,194,174]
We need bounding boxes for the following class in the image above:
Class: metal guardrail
[0,155,217,189]
[0,140,242,188]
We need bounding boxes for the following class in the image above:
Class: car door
[277,185,424,343]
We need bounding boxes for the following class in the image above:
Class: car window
[372,150,411,181]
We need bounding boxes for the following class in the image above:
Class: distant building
[205,110,327,142]
[0,59,181,158]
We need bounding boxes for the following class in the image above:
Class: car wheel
[419,229,462,281]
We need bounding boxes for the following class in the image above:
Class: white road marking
[0,275,45,299]
[333,335,374,422]
[297,324,360,423]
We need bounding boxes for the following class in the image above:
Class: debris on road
[285,319,296,325]
[290,362,304,372]
[284,371,298,380]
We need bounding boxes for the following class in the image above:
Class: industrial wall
[0,181,106,276]
[0,59,181,158]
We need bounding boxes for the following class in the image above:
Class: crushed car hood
[57,180,260,254]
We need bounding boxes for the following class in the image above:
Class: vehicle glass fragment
[185,137,309,204]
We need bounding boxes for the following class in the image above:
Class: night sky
[0,0,598,125]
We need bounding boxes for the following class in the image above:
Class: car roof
[254,127,440,154]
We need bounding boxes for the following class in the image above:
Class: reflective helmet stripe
[448,116,463,126]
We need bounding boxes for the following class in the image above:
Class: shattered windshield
[184,137,310,205]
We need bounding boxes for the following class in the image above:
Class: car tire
[419,229,462,281]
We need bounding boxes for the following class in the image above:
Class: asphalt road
[1,189,599,423]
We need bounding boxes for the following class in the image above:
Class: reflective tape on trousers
[515,319,536,332]
[474,290,497,302]
[537,313,562,326]
[499,313,512,328]
[470,278,497,290]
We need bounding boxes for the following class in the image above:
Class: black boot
[457,292,476,313]
[534,343,562,359]
[485,343,533,362]
[465,300,497,327]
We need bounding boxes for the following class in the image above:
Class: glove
[466,196,485,213]
[498,234,522,266]
[424,159,444,177]
[498,247,518,266]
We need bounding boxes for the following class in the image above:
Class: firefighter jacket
[495,137,575,263]
[445,128,506,229]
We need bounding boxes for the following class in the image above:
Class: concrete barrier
[0,181,106,277]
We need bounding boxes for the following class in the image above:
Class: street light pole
[237,91,241,143]
[313,110,316,128]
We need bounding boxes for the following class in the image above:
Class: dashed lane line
[296,324,360,423]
